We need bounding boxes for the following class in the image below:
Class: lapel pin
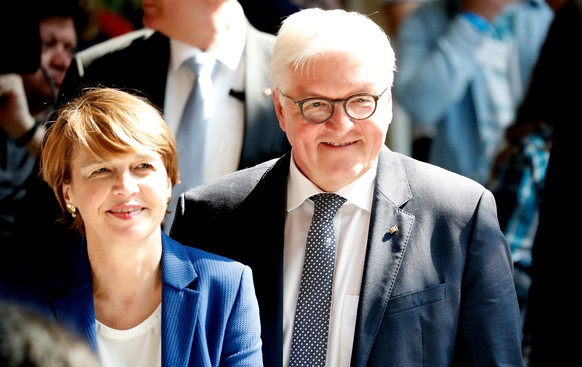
[388,226,399,235]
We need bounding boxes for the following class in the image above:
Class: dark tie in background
[290,193,346,367]
[166,54,215,231]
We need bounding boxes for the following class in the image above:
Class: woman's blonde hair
[40,87,179,233]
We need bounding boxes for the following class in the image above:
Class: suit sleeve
[457,189,523,365]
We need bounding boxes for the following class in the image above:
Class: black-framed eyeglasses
[280,86,389,124]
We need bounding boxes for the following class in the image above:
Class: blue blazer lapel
[52,239,98,352]
[352,147,415,367]
[160,234,200,367]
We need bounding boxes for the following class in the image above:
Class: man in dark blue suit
[58,0,290,230]
[170,7,524,367]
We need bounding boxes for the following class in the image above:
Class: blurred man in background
[0,0,87,272]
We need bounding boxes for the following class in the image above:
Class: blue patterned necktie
[165,54,215,232]
[290,193,346,367]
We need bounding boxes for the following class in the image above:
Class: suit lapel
[131,32,170,110]
[52,239,98,352]
[238,22,289,169]
[243,21,273,127]
[237,155,289,366]
[160,234,200,367]
[352,147,415,367]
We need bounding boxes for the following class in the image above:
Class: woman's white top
[96,303,162,367]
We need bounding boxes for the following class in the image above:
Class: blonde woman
[0,88,263,367]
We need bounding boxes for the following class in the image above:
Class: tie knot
[310,193,346,220]
[184,54,215,77]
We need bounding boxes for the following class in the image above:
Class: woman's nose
[114,172,139,195]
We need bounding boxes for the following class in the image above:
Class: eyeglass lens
[302,95,377,123]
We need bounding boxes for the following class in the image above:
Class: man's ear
[272,91,287,132]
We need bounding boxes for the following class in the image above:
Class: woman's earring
[66,203,77,218]
[166,197,172,207]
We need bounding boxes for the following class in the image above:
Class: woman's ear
[62,182,72,203]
